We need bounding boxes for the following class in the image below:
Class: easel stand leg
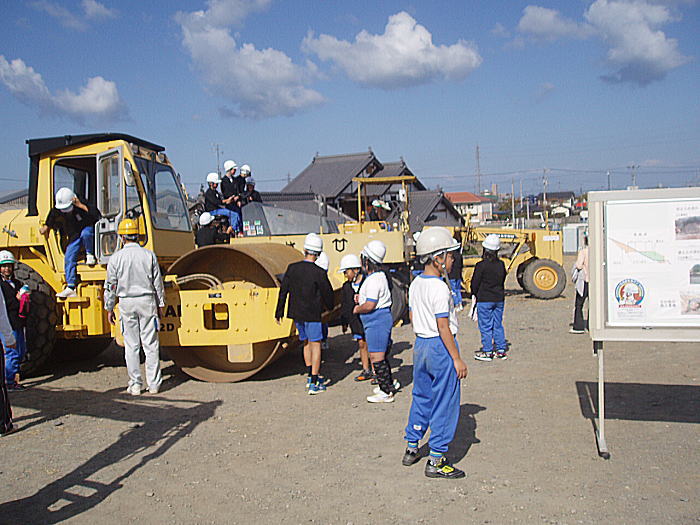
[594,341,610,459]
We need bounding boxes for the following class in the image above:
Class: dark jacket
[242,190,262,205]
[0,276,24,330]
[470,257,506,303]
[45,204,100,242]
[195,225,229,247]
[448,248,463,280]
[275,260,334,322]
[340,276,365,337]
[204,188,224,212]
[220,176,240,211]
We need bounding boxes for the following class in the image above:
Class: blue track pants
[404,335,461,454]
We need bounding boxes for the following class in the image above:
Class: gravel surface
[1,256,698,524]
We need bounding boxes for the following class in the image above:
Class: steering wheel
[125,203,143,219]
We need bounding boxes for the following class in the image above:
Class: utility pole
[627,164,640,188]
[542,168,549,209]
[212,143,223,176]
[606,170,611,191]
[475,144,481,195]
[511,177,516,227]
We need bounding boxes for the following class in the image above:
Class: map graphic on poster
[605,198,700,326]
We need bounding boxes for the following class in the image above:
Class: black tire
[516,259,534,289]
[522,258,566,299]
[53,337,113,362]
[14,262,57,376]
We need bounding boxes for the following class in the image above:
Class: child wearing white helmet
[39,187,101,298]
[275,233,334,394]
[204,172,241,235]
[220,160,241,215]
[315,252,331,350]
[0,250,28,390]
[338,254,372,381]
[354,240,398,403]
[472,234,507,361]
[195,212,229,247]
[403,226,468,479]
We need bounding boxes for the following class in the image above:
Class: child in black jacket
[338,254,372,381]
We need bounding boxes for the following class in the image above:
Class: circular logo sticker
[615,279,645,307]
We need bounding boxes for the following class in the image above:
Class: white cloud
[82,0,117,20]
[31,0,117,30]
[302,11,482,89]
[31,0,86,30]
[491,23,511,38]
[585,0,690,84]
[516,1,691,85]
[176,0,324,119]
[517,6,593,40]
[0,55,126,125]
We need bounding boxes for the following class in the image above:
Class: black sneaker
[425,456,465,479]
[402,448,421,466]
[495,352,508,360]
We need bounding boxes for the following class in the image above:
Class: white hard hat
[240,164,251,175]
[199,212,214,226]
[246,177,256,186]
[372,199,382,208]
[0,250,16,265]
[362,240,387,264]
[303,233,323,253]
[338,254,362,272]
[55,187,75,210]
[206,172,220,184]
[315,252,329,271]
[482,234,501,251]
[223,160,237,172]
[416,227,460,257]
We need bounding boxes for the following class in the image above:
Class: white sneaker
[148,386,159,394]
[86,254,96,266]
[367,391,394,403]
[56,287,77,299]
[373,379,400,395]
[127,384,141,396]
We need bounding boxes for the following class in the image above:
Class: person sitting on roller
[204,172,241,235]
[195,212,229,248]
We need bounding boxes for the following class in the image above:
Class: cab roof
[26,133,164,158]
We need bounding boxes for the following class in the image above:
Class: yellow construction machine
[461,226,566,299]
[0,134,564,383]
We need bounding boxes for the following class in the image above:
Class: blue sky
[1,0,699,197]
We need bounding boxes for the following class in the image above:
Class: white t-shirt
[358,271,392,310]
[409,274,458,338]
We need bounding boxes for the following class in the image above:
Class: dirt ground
[0,255,698,524]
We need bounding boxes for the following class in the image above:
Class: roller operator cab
[0,133,194,373]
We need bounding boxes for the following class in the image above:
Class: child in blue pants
[403,227,468,479]
[0,251,28,390]
[471,234,507,361]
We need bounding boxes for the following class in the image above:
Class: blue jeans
[211,208,241,232]
[476,301,506,352]
[65,226,95,287]
[2,329,26,386]
[404,336,461,454]
[449,278,462,307]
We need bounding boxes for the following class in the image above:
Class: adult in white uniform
[0,290,17,436]
[104,218,165,395]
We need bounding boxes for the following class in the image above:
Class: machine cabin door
[95,148,124,264]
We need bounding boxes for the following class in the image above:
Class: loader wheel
[516,259,534,289]
[53,337,113,362]
[13,262,57,375]
[522,259,566,299]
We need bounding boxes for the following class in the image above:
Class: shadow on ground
[2,388,221,524]
[576,381,700,424]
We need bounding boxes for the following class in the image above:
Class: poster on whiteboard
[605,198,700,327]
